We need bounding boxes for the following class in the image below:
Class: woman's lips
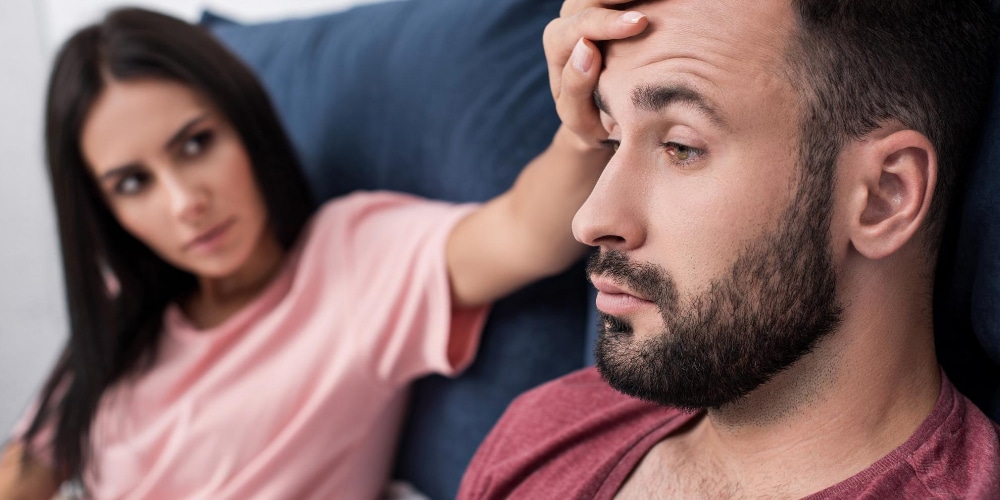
[186,218,235,253]
[591,276,656,316]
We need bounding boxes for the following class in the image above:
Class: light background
[0,0,393,436]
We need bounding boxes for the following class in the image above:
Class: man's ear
[845,128,936,260]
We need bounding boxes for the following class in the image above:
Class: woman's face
[81,78,277,281]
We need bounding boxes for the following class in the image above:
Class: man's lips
[185,218,235,251]
[591,275,656,316]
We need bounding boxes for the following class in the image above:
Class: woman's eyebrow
[99,162,141,183]
[163,114,209,151]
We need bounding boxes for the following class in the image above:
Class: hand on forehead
[596,0,800,134]
[601,0,796,82]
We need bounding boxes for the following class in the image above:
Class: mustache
[586,250,678,308]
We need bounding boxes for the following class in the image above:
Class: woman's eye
[664,142,705,166]
[181,131,214,157]
[115,173,147,195]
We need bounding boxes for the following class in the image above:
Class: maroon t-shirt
[459,367,1000,499]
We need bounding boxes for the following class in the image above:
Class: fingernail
[572,38,593,73]
[620,11,645,24]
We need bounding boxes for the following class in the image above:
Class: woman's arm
[0,442,59,500]
[446,1,649,308]
[446,126,608,308]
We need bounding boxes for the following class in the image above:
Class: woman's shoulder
[314,190,442,222]
[307,190,472,244]
[305,191,420,246]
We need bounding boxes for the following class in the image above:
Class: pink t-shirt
[459,367,1000,499]
[15,191,488,499]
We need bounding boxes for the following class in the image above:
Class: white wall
[0,0,65,434]
[1,0,396,439]
[43,0,393,48]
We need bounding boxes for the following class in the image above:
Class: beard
[590,177,843,410]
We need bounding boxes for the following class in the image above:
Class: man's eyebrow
[632,84,730,131]
[594,88,610,115]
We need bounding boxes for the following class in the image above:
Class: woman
[0,5,647,499]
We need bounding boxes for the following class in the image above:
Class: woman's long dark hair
[23,7,316,479]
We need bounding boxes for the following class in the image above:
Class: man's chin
[595,361,719,410]
[594,329,759,410]
[596,364,746,410]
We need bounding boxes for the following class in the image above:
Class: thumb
[557,38,607,147]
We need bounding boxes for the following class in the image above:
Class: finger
[560,0,636,18]
[544,9,647,98]
[545,8,647,55]
[543,19,566,100]
[556,38,608,144]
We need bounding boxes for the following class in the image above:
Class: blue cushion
[204,1,585,497]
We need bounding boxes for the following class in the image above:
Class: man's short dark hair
[787,0,998,246]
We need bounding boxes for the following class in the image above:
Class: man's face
[574,0,842,409]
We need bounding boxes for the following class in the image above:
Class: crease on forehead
[599,0,798,114]
[626,0,795,56]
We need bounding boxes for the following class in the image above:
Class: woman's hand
[543,0,648,151]
[0,442,59,500]
[445,1,649,308]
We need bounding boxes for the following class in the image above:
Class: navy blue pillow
[204,1,586,497]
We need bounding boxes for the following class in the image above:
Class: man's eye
[664,142,705,166]
[181,131,214,157]
[599,139,621,153]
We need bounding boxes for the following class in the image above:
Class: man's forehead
[600,0,797,111]
[610,0,797,57]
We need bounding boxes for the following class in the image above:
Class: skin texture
[560,0,942,497]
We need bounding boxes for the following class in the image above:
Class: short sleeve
[311,191,490,386]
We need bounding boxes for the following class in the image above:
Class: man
[459,0,1000,498]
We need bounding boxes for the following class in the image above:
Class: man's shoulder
[502,366,673,429]
[924,377,1000,470]
[823,375,1000,498]
[512,365,632,408]
[459,367,693,499]
[915,385,1000,496]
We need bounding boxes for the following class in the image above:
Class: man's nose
[572,151,646,250]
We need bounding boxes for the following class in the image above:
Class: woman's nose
[163,173,208,221]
